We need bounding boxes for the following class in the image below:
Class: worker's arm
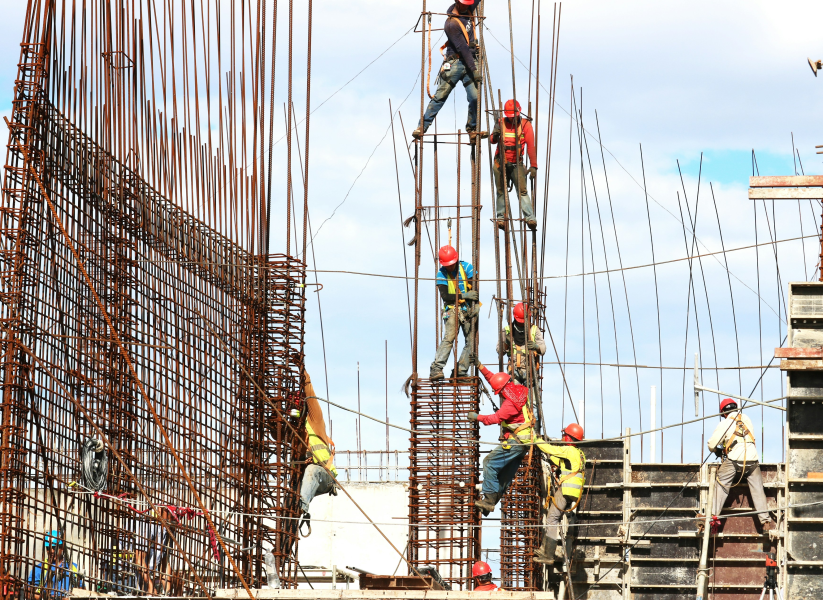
[539,442,582,471]
[438,284,456,305]
[444,17,476,73]
[533,327,547,355]
[478,396,520,426]
[496,330,510,355]
[490,121,501,145]
[706,418,729,452]
[523,120,538,167]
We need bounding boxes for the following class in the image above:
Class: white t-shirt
[707,411,758,462]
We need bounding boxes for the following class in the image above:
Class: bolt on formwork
[409,378,482,590]
[0,6,309,597]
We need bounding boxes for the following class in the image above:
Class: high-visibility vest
[443,263,469,311]
[497,119,526,162]
[503,324,539,369]
[549,447,586,500]
[306,422,337,477]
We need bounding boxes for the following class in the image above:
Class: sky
[1,1,822,469]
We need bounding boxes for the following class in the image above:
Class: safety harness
[724,413,755,455]
[543,447,587,513]
[503,324,539,370]
[442,263,470,312]
[439,8,477,58]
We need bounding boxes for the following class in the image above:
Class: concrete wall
[296,482,409,589]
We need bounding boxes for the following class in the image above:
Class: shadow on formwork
[409,377,482,590]
[0,37,307,599]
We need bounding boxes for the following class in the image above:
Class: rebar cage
[0,12,307,599]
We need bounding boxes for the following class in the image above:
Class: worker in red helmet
[469,359,534,513]
[413,0,487,141]
[471,561,497,591]
[431,245,478,380]
[533,424,587,564]
[704,398,775,533]
[497,302,546,385]
[490,99,538,231]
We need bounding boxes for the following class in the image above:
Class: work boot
[430,369,444,381]
[533,537,558,564]
[475,492,500,513]
[467,130,488,141]
[554,541,566,561]
[526,219,538,231]
[496,219,506,231]
[412,127,425,139]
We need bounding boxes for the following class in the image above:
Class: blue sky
[1,1,821,468]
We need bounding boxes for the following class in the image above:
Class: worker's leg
[510,366,527,386]
[299,464,334,514]
[481,442,529,496]
[493,159,507,220]
[456,312,475,376]
[419,59,460,132]
[460,66,478,132]
[546,488,568,541]
[744,461,772,524]
[712,458,738,516]
[431,308,459,376]
[514,162,535,222]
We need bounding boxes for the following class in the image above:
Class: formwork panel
[408,378,481,590]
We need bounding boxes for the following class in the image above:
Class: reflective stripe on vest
[306,423,337,476]
[501,121,525,156]
[503,324,539,369]
[551,448,586,499]
[444,264,469,310]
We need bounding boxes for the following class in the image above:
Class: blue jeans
[494,159,534,221]
[299,464,335,513]
[481,440,529,496]
[419,58,478,132]
[431,306,476,377]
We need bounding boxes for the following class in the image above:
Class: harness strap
[440,10,476,57]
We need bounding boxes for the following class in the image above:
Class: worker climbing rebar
[413,0,486,140]
[497,302,546,386]
[533,424,586,564]
[702,398,775,533]
[430,245,479,380]
[490,100,538,230]
[470,359,534,513]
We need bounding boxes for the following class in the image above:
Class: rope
[80,437,108,492]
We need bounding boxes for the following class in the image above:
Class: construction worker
[135,507,176,594]
[298,371,338,536]
[490,100,538,230]
[533,424,586,564]
[413,0,484,140]
[706,398,775,532]
[470,361,533,513]
[431,245,478,380]
[497,302,546,385]
[471,561,498,591]
[28,530,83,600]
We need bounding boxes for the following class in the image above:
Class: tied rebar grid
[500,452,543,591]
[0,35,307,600]
[408,378,481,590]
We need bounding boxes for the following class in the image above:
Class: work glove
[713,447,725,460]
[467,411,478,421]
[526,340,538,352]
[472,69,482,85]
[462,290,479,302]
[528,166,538,181]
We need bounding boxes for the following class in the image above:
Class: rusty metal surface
[0,1,310,597]
[408,378,481,590]
[499,452,542,591]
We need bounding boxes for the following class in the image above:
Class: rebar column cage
[408,378,482,590]
[0,37,307,600]
[499,451,543,591]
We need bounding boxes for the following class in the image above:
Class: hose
[81,437,108,491]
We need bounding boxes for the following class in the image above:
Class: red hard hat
[457,0,474,4]
[472,561,491,577]
[719,398,738,412]
[513,302,526,324]
[489,371,511,395]
[504,99,522,119]
[438,245,458,267]
[563,423,584,441]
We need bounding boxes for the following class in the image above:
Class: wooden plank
[780,359,823,371]
[750,175,823,187]
[776,347,823,358]
[748,188,823,200]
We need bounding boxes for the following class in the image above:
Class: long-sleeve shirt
[443,1,479,73]
[477,365,529,437]
[496,324,547,357]
[707,411,758,462]
[491,117,537,166]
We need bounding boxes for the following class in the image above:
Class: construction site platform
[213,591,556,599]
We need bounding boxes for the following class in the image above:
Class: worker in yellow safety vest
[497,302,546,385]
[533,423,586,564]
[431,245,478,380]
[298,372,338,536]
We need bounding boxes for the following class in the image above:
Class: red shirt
[477,366,529,437]
[474,582,498,591]
[493,117,537,166]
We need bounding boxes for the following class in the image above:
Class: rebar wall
[0,1,311,596]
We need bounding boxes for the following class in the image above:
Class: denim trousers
[493,159,534,221]
[431,307,475,376]
[419,58,478,132]
[481,440,529,496]
[299,464,335,513]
